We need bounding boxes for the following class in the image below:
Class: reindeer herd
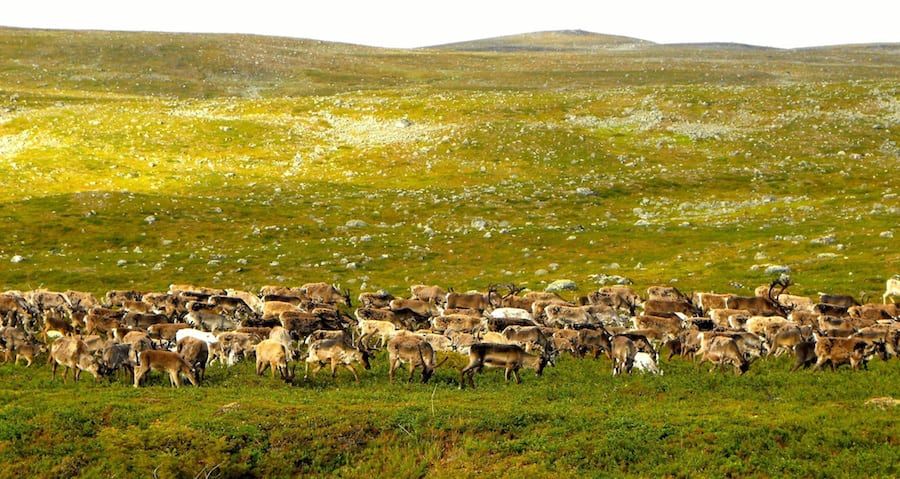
[0,276,898,388]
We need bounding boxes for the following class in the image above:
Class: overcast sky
[3,0,897,49]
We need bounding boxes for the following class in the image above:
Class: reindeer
[459,343,555,389]
[409,285,447,304]
[386,334,448,383]
[133,350,199,387]
[445,285,497,312]
[726,278,792,317]
[884,276,900,304]
[300,283,352,307]
[304,336,373,382]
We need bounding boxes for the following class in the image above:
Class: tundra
[133,350,198,387]
[459,343,553,389]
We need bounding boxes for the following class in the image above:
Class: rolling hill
[0,26,898,477]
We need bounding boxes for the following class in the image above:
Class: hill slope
[426,29,653,51]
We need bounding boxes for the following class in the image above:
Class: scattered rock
[575,187,595,196]
[144,215,156,225]
[10,255,24,264]
[546,279,577,292]
[764,265,790,275]
[865,397,900,409]
[116,259,127,267]
[346,219,367,228]
[811,235,836,245]
[535,269,548,276]
[880,231,894,238]
[590,273,633,285]
[471,218,487,230]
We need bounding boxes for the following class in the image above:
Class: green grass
[0,27,898,476]
[1,354,899,478]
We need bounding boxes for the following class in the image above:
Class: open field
[2,352,899,478]
[0,27,898,477]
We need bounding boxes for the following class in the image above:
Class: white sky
[2,0,898,49]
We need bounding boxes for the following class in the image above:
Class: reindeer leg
[51,360,58,380]
[407,362,415,383]
[271,361,278,379]
[345,364,359,382]
[504,367,511,382]
[330,358,338,378]
[513,367,522,384]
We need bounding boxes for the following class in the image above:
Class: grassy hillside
[0,27,898,477]
[0,28,896,297]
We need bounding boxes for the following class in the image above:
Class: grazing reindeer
[304,336,373,382]
[133,350,198,388]
[459,343,555,389]
[386,334,448,383]
[445,285,497,312]
[409,285,447,304]
[255,339,295,383]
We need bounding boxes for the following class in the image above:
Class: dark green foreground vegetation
[1,353,899,478]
